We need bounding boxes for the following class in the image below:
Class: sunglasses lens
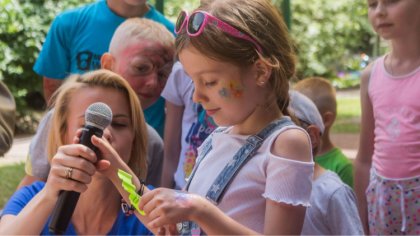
[188,12,205,34]
[175,11,187,33]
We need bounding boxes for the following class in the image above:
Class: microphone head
[85,102,112,130]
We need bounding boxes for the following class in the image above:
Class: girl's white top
[188,125,314,233]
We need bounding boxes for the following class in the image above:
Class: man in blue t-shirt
[34,0,174,136]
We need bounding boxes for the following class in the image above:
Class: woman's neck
[71,178,121,235]
[106,0,150,18]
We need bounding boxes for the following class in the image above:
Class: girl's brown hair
[176,0,296,115]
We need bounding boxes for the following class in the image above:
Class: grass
[332,96,361,133]
[0,162,25,209]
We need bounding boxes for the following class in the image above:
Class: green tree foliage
[161,0,375,80]
[1,0,375,132]
[285,0,374,79]
[0,0,93,132]
[149,0,200,21]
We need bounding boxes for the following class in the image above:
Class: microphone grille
[85,102,113,130]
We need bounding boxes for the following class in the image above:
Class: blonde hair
[175,0,296,116]
[109,18,175,56]
[48,69,148,179]
[293,76,337,115]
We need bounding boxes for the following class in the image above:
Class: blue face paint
[219,88,230,98]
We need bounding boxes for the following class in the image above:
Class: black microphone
[49,102,112,235]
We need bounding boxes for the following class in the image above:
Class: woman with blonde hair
[0,69,151,235]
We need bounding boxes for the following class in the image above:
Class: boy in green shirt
[294,77,354,188]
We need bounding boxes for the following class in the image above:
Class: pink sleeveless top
[369,55,420,178]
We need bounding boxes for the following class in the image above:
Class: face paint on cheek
[218,88,230,98]
[229,80,244,98]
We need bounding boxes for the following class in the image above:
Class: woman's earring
[257,80,266,86]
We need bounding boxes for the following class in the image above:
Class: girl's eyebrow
[195,69,222,77]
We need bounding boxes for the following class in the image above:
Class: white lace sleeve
[262,154,314,207]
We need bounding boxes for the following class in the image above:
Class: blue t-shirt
[1,181,152,235]
[33,0,174,137]
[143,96,165,137]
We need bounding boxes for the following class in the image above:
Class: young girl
[104,0,313,234]
[0,70,151,235]
[354,0,420,234]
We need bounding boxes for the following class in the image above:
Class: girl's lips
[206,108,220,116]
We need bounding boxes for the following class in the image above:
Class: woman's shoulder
[1,181,45,216]
[16,181,45,196]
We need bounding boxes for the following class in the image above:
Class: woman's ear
[255,59,272,86]
[101,53,114,70]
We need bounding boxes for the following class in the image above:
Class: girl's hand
[72,128,121,175]
[45,143,98,198]
[90,135,124,176]
[156,224,179,236]
[139,188,202,229]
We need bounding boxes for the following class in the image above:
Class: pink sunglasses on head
[175,10,263,54]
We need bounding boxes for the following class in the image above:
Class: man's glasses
[175,10,263,54]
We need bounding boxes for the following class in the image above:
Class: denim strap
[184,126,227,191]
[205,117,294,203]
[179,117,294,235]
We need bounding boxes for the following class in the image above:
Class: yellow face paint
[218,80,244,98]
[229,80,244,98]
[117,169,146,215]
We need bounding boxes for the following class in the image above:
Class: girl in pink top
[354,0,420,235]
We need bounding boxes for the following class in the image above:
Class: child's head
[289,90,324,156]
[294,77,337,130]
[48,69,148,179]
[367,0,420,40]
[103,18,175,109]
[175,0,296,125]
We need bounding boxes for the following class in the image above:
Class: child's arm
[91,135,164,234]
[265,128,312,234]
[161,101,184,188]
[354,63,375,234]
[139,188,260,235]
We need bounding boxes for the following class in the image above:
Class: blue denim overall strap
[205,117,294,204]
[184,126,228,191]
[178,117,294,235]
[179,128,227,236]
